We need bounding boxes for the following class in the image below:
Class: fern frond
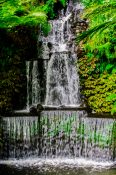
[84,2,116,18]
[77,20,116,42]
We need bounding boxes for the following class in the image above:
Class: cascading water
[0,111,115,163]
[26,1,82,109]
[0,2,116,174]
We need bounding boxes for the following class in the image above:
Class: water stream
[26,1,82,109]
[0,111,115,161]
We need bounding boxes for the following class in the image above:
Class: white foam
[43,104,81,108]
[0,158,115,169]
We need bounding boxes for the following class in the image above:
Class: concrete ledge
[87,113,116,119]
[6,106,87,116]
[0,108,116,119]
[43,106,88,111]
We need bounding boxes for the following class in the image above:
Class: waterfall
[0,112,115,162]
[26,2,83,109]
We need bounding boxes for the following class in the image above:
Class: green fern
[0,0,66,32]
[78,0,116,114]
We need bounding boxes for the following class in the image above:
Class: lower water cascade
[0,112,116,174]
[0,111,116,163]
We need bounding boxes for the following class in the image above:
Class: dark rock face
[0,108,13,116]
[29,104,44,115]
[37,104,44,113]
[0,27,38,114]
[27,104,44,117]
[29,106,37,115]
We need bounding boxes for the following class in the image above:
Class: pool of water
[0,158,116,175]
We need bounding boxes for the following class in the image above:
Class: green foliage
[106,94,116,115]
[59,0,66,7]
[78,0,116,114]
[0,0,46,30]
[77,1,116,71]
[0,0,66,32]
[80,0,114,7]
[42,0,66,19]
[80,72,116,113]
[78,53,116,114]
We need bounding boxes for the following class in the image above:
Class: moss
[78,56,116,114]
